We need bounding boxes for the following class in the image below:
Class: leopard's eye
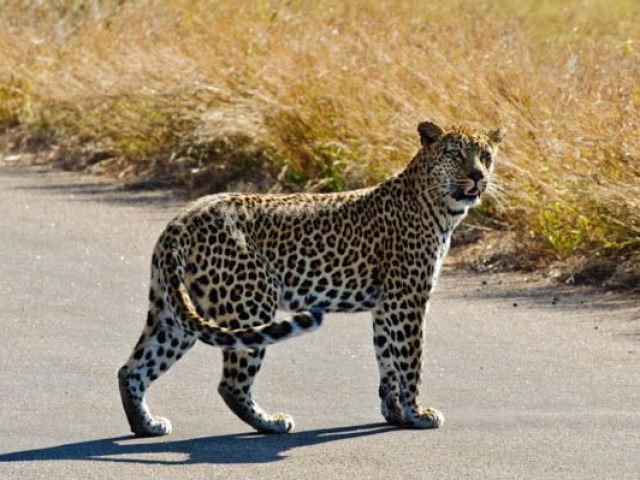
[481,151,492,167]
[446,150,464,163]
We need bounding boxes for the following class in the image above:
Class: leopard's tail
[157,222,323,350]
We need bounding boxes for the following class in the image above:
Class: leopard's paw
[257,413,295,434]
[406,407,444,429]
[134,416,173,437]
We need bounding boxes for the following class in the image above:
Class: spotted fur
[118,120,504,437]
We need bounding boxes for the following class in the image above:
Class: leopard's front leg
[373,295,444,429]
[373,307,403,425]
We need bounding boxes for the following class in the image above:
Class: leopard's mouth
[452,187,482,203]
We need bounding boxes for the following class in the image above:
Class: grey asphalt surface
[0,165,639,480]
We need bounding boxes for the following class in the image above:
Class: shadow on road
[443,270,640,313]
[3,165,182,209]
[0,423,396,465]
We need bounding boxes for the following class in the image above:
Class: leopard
[118,120,505,437]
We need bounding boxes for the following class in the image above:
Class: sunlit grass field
[1,0,639,285]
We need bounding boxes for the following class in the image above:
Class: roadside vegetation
[1,0,639,287]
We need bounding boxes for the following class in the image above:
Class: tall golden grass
[1,0,639,283]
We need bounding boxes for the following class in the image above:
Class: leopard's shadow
[0,423,395,465]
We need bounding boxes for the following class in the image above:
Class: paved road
[0,165,639,479]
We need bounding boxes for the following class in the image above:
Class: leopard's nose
[468,169,483,186]
[466,170,484,194]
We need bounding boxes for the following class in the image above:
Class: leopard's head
[417,121,505,210]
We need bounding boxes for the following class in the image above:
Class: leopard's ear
[487,127,506,146]
[417,121,445,147]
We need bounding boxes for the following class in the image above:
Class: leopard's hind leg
[218,347,296,433]
[118,273,196,437]
[215,265,296,433]
[118,319,196,437]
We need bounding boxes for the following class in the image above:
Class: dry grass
[1,0,639,285]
